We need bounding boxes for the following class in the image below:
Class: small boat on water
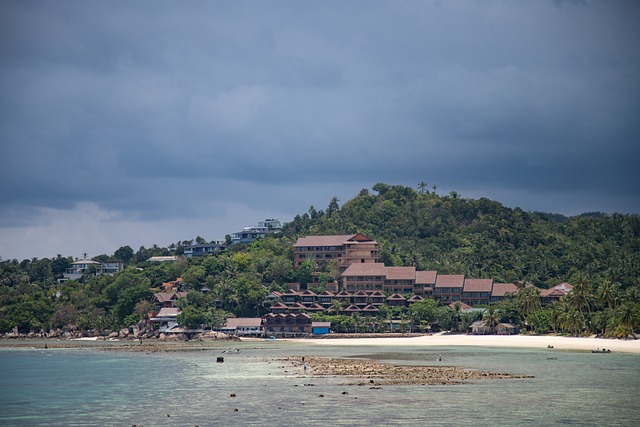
[265,336,276,341]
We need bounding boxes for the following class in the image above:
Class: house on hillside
[61,259,123,282]
[540,282,573,306]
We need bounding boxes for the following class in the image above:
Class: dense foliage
[1,183,639,337]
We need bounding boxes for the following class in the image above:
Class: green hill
[283,183,640,288]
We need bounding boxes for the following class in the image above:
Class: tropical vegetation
[1,183,639,338]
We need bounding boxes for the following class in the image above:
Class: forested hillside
[1,182,639,337]
[284,183,640,288]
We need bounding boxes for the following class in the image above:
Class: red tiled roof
[154,293,173,303]
[387,293,406,301]
[540,282,573,297]
[294,235,355,247]
[318,290,335,296]
[156,307,181,317]
[407,295,424,302]
[448,301,472,310]
[385,266,416,280]
[342,263,387,276]
[463,278,493,292]
[270,302,288,308]
[435,274,465,288]
[492,283,519,297]
[294,234,377,247]
[415,270,437,284]
[361,304,380,312]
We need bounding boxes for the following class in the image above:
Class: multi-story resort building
[293,233,379,271]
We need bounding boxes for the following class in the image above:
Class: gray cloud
[1,0,639,260]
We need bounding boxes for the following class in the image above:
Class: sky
[1,1,639,261]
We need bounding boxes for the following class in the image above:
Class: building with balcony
[293,234,378,271]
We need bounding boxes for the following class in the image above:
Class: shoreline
[294,333,640,354]
[2,334,639,354]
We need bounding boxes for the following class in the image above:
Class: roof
[387,293,406,301]
[318,290,335,296]
[156,307,181,317]
[342,262,387,276]
[385,266,416,280]
[154,293,174,303]
[71,260,101,265]
[148,256,179,262]
[312,322,332,328]
[224,318,263,328]
[540,282,573,297]
[294,234,376,247]
[492,283,519,297]
[435,274,465,288]
[415,270,437,285]
[463,278,493,292]
[448,301,472,310]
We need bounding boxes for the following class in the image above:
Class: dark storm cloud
[1,0,639,259]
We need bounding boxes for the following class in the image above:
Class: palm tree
[571,274,594,316]
[597,279,620,313]
[329,299,345,315]
[617,303,638,339]
[517,286,541,321]
[483,306,501,332]
[417,182,428,195]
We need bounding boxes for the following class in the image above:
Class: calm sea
[0,341,638,426]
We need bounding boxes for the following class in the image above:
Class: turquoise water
[0,342,639,426]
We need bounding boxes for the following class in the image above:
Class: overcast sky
[1,1,639,261]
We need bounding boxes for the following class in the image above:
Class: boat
[591,348,611,353]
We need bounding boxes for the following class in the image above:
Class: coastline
[294,333,640,354]
[2,334,639,354]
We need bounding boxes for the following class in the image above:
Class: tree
[417,182,428,195]
[517,286,541,322]
[177,305,207,330]
[483,306,501,331]
[113,246,134,263]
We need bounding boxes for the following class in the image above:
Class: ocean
[0,340,638,426]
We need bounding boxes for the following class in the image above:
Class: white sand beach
[297,334,640,354]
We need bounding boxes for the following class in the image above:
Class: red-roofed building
[540,282,573,306]
[462,278,494,306]
[384,266,416,294]
[491,283,519,302]
[433,275,465,303]
[415,270,437,297]
[342,263,387,292]
[293,234,379,271]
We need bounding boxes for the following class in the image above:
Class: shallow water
[0,341,638,426]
